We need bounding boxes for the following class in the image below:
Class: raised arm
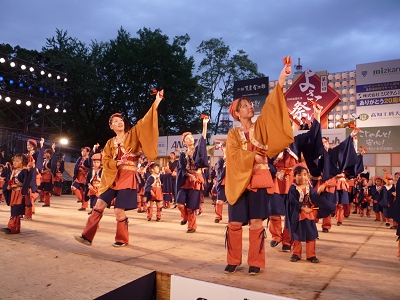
[278,65,292,88]
[202,116,209,139]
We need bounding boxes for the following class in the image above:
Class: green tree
[196,38,264,135]
[41,27,202,148]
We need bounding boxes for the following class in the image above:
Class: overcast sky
[1,0,399,80]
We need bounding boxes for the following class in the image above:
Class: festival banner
[284,69,341,126]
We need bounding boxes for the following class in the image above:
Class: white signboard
[356,59,400,127]
[158,136,168,157]
[356,59,400,85]
[166,134,201,154]
[295,129,347,147]
[170,275,292,300]
[356,103,400,128]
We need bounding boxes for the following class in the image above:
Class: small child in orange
[1,154,30,234]
[357,178,372,217]
[85,153,103,215]
[144,163,163,221]
[286,166,326,263]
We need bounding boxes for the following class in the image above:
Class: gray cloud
[1,0,399,80]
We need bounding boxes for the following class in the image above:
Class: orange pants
[269,216,291,246]
[147,200,162,219]
[292,239,316,259]
[336,204,344,223]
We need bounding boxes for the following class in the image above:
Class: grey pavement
[0,195,399,300]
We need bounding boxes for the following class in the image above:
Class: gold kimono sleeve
[253,84,294,158]
[225,128,255,205]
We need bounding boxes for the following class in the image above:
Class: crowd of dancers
[1,65,399,276]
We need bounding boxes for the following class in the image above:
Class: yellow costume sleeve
[124,101,159,160]
[98,102,159,195]
[253,84,294,158]
[225,128,255,205]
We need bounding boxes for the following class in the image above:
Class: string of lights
[0,52,69,113]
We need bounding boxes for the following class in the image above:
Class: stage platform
[0,195,399,299]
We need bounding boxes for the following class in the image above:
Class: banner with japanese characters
[356,59,400,127]
[233,77,269,115]
[284,69,341,127]
[346,126,400,153]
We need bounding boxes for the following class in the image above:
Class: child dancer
[53,158,65,196]
[1,154,30,234]
[357,177,372,217]
[286,165,326,263]
[85,153,103,215]
[137,164,147,213]
[371,176,384,221]
[145,163,163,221]
[38,144,56,207]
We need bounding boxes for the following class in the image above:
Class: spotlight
[57,75,61,80]
[60,138,68,145]
[46,89,50,94]
[64,78,68,82]
[0,58,5,63]
[5,96,11,102]
[16,99,21,105]
[9,80,14,85]
[21,65,26,70]
[63,109,67,113]
[48,73,52,78]
[19,83,24,87]
[10,62,16,67]
[29,67,34,72]
[54,108,59,112]
[38,103,43,108]
[0,76,3,81]
[46,105,50,109]
[28,86,33,90]
[0,95,2,100]
[40,70,45,75]
[26,100,32,106]
[39,87,44,92]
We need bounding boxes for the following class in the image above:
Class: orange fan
[200,114,209,120]
[349,122,360,132]
[151,88,164,98]
[283,55,292,74]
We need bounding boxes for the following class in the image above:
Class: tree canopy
[0,27,263,152]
